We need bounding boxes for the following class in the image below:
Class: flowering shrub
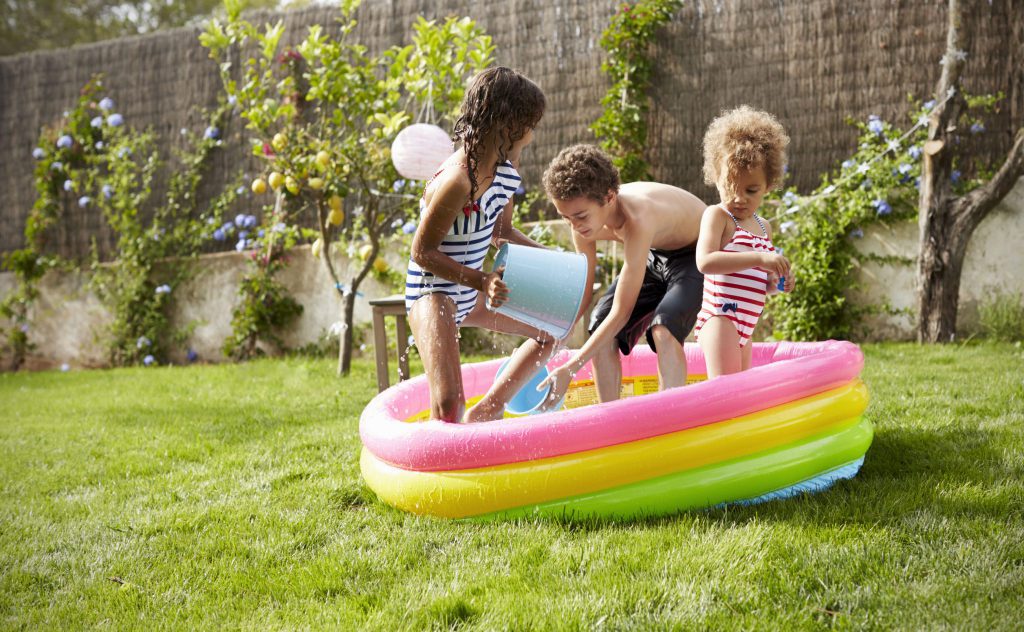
[765,95,1000,341]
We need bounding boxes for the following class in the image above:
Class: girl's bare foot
[463,398,506,423]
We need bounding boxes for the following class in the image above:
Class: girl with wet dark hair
[405,67,552,423]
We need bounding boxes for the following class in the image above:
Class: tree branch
[960,128,1024,226]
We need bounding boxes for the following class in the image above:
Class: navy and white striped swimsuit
[405,160,521,326]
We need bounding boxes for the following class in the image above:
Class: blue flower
[898,163,913,175]
[137,336,151,349]
[155,284,171,295]
[19,324,29,333]
[95,141,104,150]
[850,228,864,239]
[102,184,113,199]
[908,145,922,160]
[257,229,265,238]
[117,147,131,158]
[143,355,155,366]
[238,230,249,240]
[244,215,257,229]
[32,147,46,160]
[90,116,103,128]
[78,196,90,207]
[951,169,962,184]
[873,199,892,216]
[783,191,798,205]
[970,122,985,134]
[841,159,856,170]
[213,228,226,241]
[867,119,884,135]
[392,179,407,192]
[51,161,63,171]
[515,185,526,195]
[915,177,921,190]
[273,222,287,233]
[99,97,115,111]
[860,178,873,190]
[780,220,796,233]
[235,186,245,195]
[57,135,73,149]
[235,239,247,252]
[107,113,124,127]
[60,363,70,372]
[63,179,74,192]
[391,219,403,229]
[227,95,237,106]
[402,221,417,234]
[204,126,221,140]
[234,214,246,228]
[186,349,199,363]
[924,99,936,110]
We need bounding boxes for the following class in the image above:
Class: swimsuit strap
[751,213,769,238]
[717,205,741,228]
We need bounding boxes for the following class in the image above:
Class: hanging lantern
[391,124,454,181]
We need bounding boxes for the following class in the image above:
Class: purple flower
[102,184,113,199]
[235,186,245,195]
[136,336,151,349]
[186,349,198,363]
[234,214,246,228]
[841,159,856,170]
[63,179,74,192]
[90,116,103,128]
[238,230,249,240]
[908,145,922,160]
[51,161,63,171]
[873,199,892,216]
[970,122,985,134]
[57,135,73,149]
[257,229,265,238]
[924,99,936,110]
[117,147,131,158]
[60,363,70,372]
[951,169,962,184]
[213,228,226,241]
[204,126,221,140]
[867,119,884,135]
[850,228,864,239]
[99,97,115,111]
[515,185,526,195]
[391,219,403,229]
[273,222,287,233]
[143,355,155,366]
[235,239,247,252]
[107,113,124,127]
[32,147,46,160]
[95,141,104,150]
[227,95,237,106]
[898,163,913,175]
[244,215,257,229]
[78,196,91,207]
[220,222,235,234]
[402,221,417,234]
[19,324,29,333]
[392,179,407,192]
[155,284,171,295]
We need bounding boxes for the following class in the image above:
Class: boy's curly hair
[542,144,620,202]
[702,106,789,195]
[452,67,545,206]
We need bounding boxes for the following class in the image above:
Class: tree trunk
[337,288,356,376]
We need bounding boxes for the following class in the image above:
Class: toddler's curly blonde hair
[702,106,789,196]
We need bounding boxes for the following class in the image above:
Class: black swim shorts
[588,245,704,355]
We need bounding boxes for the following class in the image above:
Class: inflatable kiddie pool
[359,340,871,521]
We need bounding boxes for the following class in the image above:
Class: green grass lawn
[1,344,1022,630]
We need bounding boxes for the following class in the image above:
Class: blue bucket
[494,359,563,415]
[491,244,588,340]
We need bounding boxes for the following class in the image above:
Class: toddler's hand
[782,274,795,293]
[483,270,509,309]
[760,253,790,278]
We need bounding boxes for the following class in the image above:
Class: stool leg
[396,314,410,382]
[372,308,389,392]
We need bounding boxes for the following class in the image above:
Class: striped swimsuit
[404,160,521,326]
[693,207,776,347]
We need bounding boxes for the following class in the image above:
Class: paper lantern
[391,123,454,181]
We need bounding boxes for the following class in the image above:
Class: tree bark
[915,0,1024,342]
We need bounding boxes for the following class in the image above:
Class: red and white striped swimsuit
[693,207,776,347]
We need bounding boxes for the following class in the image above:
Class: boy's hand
[537,363,574,411]
[482,269,509,309]
[759,252,790,278]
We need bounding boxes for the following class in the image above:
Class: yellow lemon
[251,178,267,194]
[358,244,373,260]
[311,238,323,259]
[329,195,343,212]
[285,176,300,195]
[308,177,324,190]
[315,151,330,169]
[328,208,344,226]
[373,257,389,273]
[268,172,284,190]
[271,132,288,152]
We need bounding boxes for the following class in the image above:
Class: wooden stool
[368,294,410,393]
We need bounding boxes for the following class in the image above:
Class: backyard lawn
[1,343,1022,630]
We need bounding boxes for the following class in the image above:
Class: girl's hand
[759,252,791,277]
[482,270,509,309]
[537,363,574,411]
[782,273,795,293]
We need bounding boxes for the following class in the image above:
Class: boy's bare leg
[408,294,466,422]
[650,325,687,390]
[461,297,557,422]
[697,316,742,379]
[591,338,622,402]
